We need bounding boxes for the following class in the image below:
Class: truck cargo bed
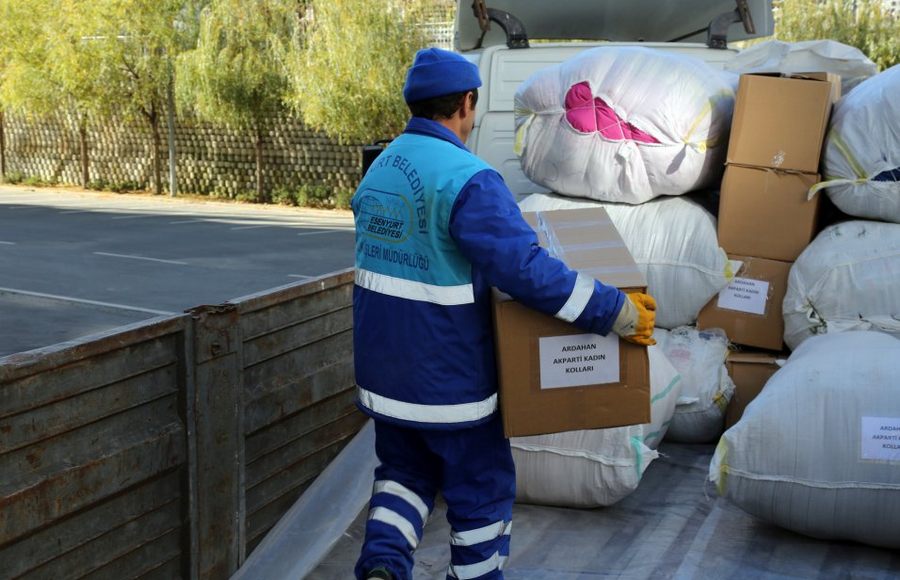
[238,423,900,579]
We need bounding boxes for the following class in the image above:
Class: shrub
[334,189,353,210]
[4,171,25,184]
[272,187,298,206]
[22,175,46,186]
[88,178,109,191]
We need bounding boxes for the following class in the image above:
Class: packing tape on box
[535,212,566,259]
[534,212,622,262]
[580,265,644,278]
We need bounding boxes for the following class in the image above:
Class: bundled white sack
[723,39,877,94]
[511,345,681,507]
[519,193,729,329]
[783,220,900,350]
[655,327,734,444]
[710,331,900,549]
[816,64,900,223]
[514,46,735,204]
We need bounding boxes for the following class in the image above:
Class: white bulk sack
[519,193,729,329]
[656,327,734,444]
[783,220,900,350]
[710,332,900,549]
[514,46,734,204]
[511,345,681,507]
[819,64,900,223]
[724,39,877,94]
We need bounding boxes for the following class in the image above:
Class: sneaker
[366,567,392,580]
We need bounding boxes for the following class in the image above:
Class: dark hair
[408,88,478,120]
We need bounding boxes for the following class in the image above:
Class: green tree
[774,0,900,70]
[84,0,188,194]
[0,0,208,191]
[287,0,430,144]
[178,0,294,198]
[0,0,110,186]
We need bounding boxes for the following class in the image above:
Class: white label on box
[538,333,620,389]
[861,417,900,462]
[716,277,769,315]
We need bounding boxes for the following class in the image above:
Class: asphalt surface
[0,186,355,356]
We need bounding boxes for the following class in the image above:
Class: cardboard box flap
[523,208,647,290]
[793,71,842,103]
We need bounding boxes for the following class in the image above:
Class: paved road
[0,186,355,356]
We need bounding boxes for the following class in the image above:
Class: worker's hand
[611,292,657,346]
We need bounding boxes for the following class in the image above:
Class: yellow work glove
[611,292,657,346]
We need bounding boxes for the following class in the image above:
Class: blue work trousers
[354,414,515,580]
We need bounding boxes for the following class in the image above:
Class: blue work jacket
[353,117,624,430]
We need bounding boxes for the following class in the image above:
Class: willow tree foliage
[287,0,431,144]
[178,0,294,198]
[0,0,113,186]
[83,0,192,194]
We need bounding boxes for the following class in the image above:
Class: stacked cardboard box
[493,208,651,438]
[698,72,840,351]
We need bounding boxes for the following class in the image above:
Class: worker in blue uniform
[353,48,657,580]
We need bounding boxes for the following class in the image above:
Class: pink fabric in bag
[564,81,660,143]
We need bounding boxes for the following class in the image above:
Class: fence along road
[0,186,355,356]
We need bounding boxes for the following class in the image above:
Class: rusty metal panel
[83,528,182,580]
[245,412,365,489]
[244,356,355,436]
[0,471,181,579]
[245,388,359,463]
[0,314,191,580]
[243,331,352,409]
[0,335,179,419]
[0,364,178,455]
[229,269,354,324]
[0,315,186,384]
[188,304,245,579]
[244,437,353,546]
[242,306,352,368]
[245,434,356,518]
[0,398,185,544]
[233,271,364,559]
[239,283,353,343]
[23,499,181,579]
[137,556,183,580]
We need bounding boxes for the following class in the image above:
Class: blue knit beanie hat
[403,48,482,103]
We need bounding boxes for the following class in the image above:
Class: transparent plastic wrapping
[231,421,377,580]
[519,193,729,329]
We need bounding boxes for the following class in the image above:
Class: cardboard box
[697,255,792,351]
[800,71,842,104]
[718,165,821,262]
[724,351,787,429]
[493,208,650,438]
[726,73,835,173]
